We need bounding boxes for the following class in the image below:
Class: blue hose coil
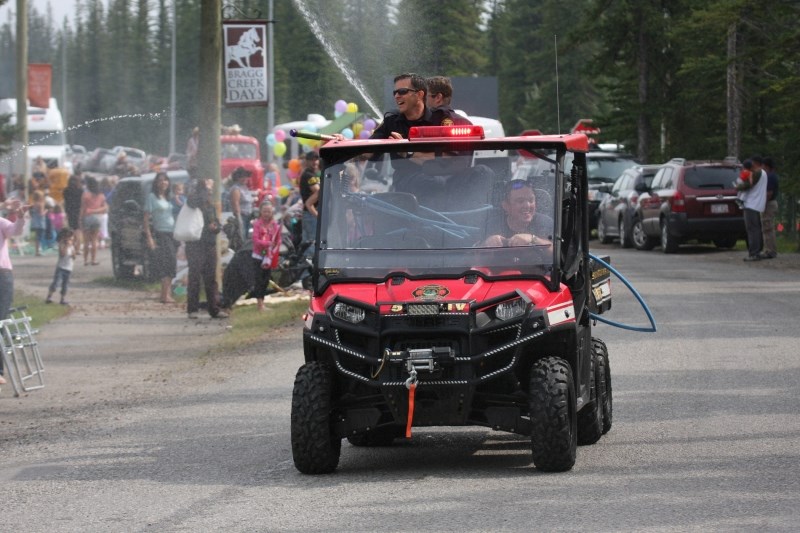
[588,253,657,333]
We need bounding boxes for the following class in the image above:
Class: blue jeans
[0,269,13,375]
[301,211,317,259]
[49,267,72,297]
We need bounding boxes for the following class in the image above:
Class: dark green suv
[109,171,189,280]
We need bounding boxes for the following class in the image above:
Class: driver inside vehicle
[482,178,554,249]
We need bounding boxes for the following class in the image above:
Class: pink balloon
[274,129,286,142]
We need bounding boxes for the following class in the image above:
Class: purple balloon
[334,99,348,114]
[363,118,377,131]
[359,130,371,139]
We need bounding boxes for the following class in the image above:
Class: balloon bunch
[266,128,288,157]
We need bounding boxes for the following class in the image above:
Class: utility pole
[197,0,221,207]
[267,0,274,136]
[169,0,176,155]
[16,0,28,198]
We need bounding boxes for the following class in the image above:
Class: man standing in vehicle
[426,76,472,126]
[371,73,465,140]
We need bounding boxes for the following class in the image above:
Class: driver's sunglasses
[392,87,419,96]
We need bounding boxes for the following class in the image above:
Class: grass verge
[218,297,309,352]
[11,292,71,330]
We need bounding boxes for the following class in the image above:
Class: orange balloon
[288,158,302,173]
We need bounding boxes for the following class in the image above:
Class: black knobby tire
[347,426,403,447]
[661,218,679,253]
[597,217,613,244]
[577,347,604,446]
[632,217,656,250]
[291,362,342,474]
[529,356,577,472]
[593,338,613,434]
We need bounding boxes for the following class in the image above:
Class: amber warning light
[408,125,485,140]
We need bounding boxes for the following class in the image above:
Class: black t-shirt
[371,106,469,139]
[300,169,320,212]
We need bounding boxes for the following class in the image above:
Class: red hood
[311,277,572,313]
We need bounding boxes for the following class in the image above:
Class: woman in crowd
[229,167,254,239]
[0,199,30,385]
[184,175,227,319]
[143,172,177,304]
[79,176,108,266]
[63,175,84,248]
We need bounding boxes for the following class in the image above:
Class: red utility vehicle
[220,134,277,197]
[291,126,614,474]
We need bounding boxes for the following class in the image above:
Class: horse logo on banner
[226,27,264,69]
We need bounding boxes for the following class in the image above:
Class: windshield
[221,142,257,160]
[317,145,562,284]
[683,166,737,189]
[29,130,67,146]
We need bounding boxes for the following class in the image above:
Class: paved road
[1,245,799,532]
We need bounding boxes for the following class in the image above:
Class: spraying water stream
[291,0,382,118]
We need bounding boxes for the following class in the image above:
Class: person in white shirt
[737,156,768,261]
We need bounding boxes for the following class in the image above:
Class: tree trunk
[637,22,648,162]
[726,22,741,159]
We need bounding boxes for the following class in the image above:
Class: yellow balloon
[352,123,363,136]
[347,102,358,113]
[278,185,290,198]
[273,141,287,157]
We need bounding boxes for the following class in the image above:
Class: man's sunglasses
[392,88,419,96]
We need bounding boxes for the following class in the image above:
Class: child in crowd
[29,190,47,256]
[46,228,76,305]
[250,201,281,312]
[171,182,186,218]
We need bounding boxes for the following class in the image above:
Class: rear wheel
[529,356,577,472]
[597,216,613,244]
[632,218,656,250]
[577,347,604,446]
[619,217,633,248]
[593,338,613,434]
[291,362,341,474]
[660,219,679,253]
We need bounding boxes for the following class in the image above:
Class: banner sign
[28,63,52,108]
[223,21,268,107]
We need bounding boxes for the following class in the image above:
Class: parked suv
[109,170,189,280]
[630,158,744,253]
[597,164,662,247]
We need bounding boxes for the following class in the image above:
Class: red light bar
[408,125,485,140]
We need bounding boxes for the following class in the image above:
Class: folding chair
[0,306,45,396]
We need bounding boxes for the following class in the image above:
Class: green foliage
[0,0,797,197]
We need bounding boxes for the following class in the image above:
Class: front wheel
[577,347,605,446]
[291,362,342,474]
[619,217,633,248]
[593,338,613,434]
[632,218,656,250]
[597,216,613,244]
[529,356,577,472]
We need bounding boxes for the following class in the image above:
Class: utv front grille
[407,303,439,316]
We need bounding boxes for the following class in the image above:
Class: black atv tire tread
[593,338,613,433]
[291,362,341,474]
[529,356,577,472]
[577,347,604,446]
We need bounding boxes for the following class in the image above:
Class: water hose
[588,253,657,333]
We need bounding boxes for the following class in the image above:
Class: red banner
[28,63,52,108]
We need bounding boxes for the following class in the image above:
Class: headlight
[333,302,366,324]
[495,298,526,321]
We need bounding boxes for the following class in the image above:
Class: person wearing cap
[230,166,255,238]
[300,152,321,264]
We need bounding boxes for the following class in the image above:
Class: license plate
[711,203,729,214]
